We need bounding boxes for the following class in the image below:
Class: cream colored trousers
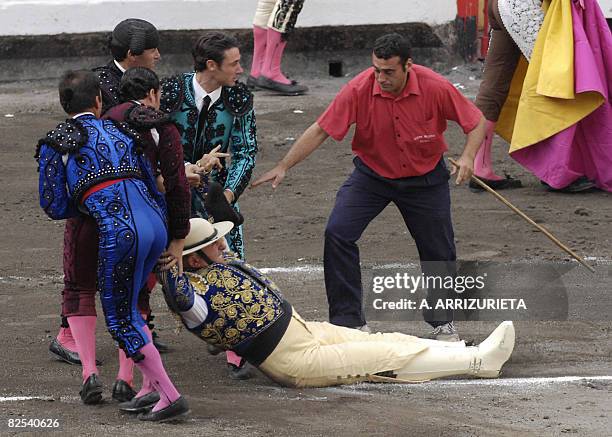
[253,0,302,33]
[259,310,473,388]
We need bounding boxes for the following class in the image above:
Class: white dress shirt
[192,75,221,112]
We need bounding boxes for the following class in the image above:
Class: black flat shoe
[137,396,189,422]
[258,76,308,95]
[469,175,522,192]
[542,176,596,193]
[118,391,160,413]
[80,374,103,405]
[111,379,136,402]
[49,338,102,366]
[246,75,262,90]
[227,360,255,380]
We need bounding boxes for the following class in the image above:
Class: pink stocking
[250,25,268,78]
[474,120,504,181]
[261,29,291,84]
[135,324,155,398]
[67,316,98,382]
[117,349,134,387]
[226,350,243,367]
[56,326,77,351]
[134,343,180,412]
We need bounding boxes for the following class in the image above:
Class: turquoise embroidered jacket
[160,73,258,201]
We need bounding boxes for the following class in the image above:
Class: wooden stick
[448,158,595,273]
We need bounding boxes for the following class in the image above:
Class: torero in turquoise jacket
[161,73,257,258]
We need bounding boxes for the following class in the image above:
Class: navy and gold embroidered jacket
[36,114,165,220]
[160,73,258,202]
[159,259,292,366]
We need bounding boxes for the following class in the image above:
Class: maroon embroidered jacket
[104,102,191,239]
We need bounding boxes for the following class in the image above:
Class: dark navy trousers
[324,158,456,328]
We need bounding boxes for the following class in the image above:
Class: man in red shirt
[252,33,485,340]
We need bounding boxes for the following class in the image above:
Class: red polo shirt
[317,64,482,178]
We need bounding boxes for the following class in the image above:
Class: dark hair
[110,37,130,62]
[119,67,160,102]
[58,70,100,114]
[372,33,412,67]
[192,32,239,72]
[109,18,159,62]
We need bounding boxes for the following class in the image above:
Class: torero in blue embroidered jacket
[160,74,258,259]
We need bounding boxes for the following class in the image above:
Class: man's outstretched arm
[251,121,329,189]
[450,115,486,185]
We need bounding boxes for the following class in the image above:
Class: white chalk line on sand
[2,258,610,284]
[324,376,612,394]
[2,376,610,403]
[0,396,55,402]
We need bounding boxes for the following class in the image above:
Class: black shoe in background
[542,176,596,193]
[258,76,309,95]
[49,338,102,366]
[111,379,136,403]
[469,175,522,192]
[49,338,81,365]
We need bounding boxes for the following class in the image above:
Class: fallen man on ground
[156,218,515,390]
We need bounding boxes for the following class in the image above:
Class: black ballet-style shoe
[79,374,103,405]
[111,379,136,403]
[541,176,596,193]
[49,338,102,366]
[137,396,189,422]
[118,391,160,413]
[469,175,522,192]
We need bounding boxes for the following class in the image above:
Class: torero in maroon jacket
[104,102,191,241]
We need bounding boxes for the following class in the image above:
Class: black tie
[195,95,211,146]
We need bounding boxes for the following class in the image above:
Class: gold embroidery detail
[189,265,282,349]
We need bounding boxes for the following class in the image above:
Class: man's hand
[251,164,287,189]
[185,164,202,187]
[197,145,230,173]
[157,250,178,272]
[166,239,185,274]
[223,189,235,204]
[251,121,329,190]
[156,174,166,193]
[450,155,474,185]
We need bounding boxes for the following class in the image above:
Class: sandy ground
[0,62,610,436]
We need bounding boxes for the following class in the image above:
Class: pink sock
[117,348,134,387]
[56,326,77,351]
[474,120,504,181]
[250,26,268,78]
[134,343,180,412]
[135,325,155,398]
[226,350,243,367]
[67,316,98,382]
[261,29,291,84]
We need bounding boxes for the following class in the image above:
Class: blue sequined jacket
[36,114,165,220]
[159,259,292,366]
[160,73,258,201]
